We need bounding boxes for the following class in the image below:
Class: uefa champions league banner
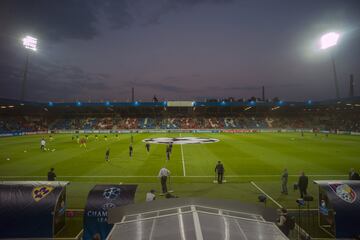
[0,181,68,238]
[83,184,137,240]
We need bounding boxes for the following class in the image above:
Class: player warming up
[145,143,150,153]
[129,144,133,158]
[79,137,87,148]
[105,148,110,162]
[169,142,173,153]
[166,146,170,161]
[40,138,46,151]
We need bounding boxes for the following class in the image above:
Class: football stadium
[1,97,360,239]
[1,1,360,240]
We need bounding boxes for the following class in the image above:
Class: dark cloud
[133,81,187,93]
[0,0,99,42]
[103,0,134,29]
[0,61,110,101]
[127,0,234,27]
[0,0,234,43]
[223,83,302,91]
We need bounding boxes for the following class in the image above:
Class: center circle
[142,137,220,145]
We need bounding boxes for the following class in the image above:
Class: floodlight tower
[320,32,340,99]
[21,36,38,101]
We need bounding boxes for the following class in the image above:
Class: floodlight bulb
[22,36,38,51]
[320,32,339,50]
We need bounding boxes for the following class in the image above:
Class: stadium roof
[107,205,288,240]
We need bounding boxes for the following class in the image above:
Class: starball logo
[143,137,219,145]
[329,183,357,203]
[102,187,121,215]
[32,186,54,202]
[103,187,121,200]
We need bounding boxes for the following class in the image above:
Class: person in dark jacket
[281,168,288,195]
[215,161,225,184]
[276,208,290,237]
[47,168,56,181]
[298,171,308,198]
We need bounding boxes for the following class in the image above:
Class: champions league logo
[143,137,220,145]
[102,187,121,212]
[32,186,54,202]
[103,187,121,200]
[329,183,357,203]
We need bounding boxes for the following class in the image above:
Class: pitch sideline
[0,174,347,178]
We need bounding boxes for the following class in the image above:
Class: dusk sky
[0,0,359,102]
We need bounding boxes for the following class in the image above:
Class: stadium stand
[1,97,360,132]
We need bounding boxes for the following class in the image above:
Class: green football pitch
[1,132,359,211]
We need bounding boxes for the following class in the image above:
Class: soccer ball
[6,158,10,161]
[51,149,56,152]
[24,150,27,153]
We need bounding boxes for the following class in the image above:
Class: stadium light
[21,35,38,101]
[319,32,340,99]
[320,32,339,50]
[22,36,38,51]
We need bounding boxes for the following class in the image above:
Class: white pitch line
[181,144,186,176]
[0,174,347,178]
[250,181,283,208]
[180,133,186,176]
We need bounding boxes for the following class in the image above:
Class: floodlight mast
[320,32,340,99]
[21,36,37,101]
